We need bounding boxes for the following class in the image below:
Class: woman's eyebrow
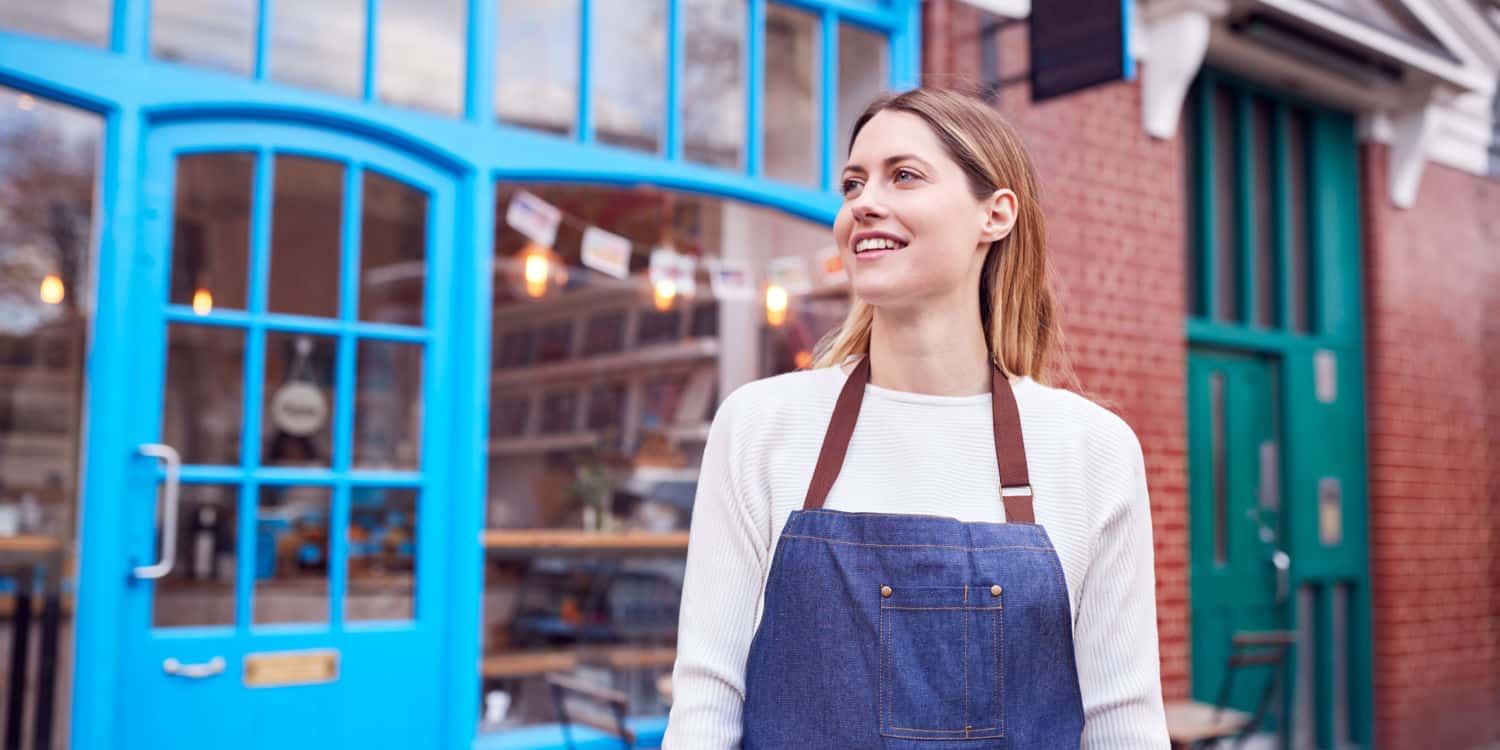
[842,154,934,175]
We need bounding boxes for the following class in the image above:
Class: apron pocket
[878,584,1004,741]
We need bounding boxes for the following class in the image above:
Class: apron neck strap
[801,356,1035,523]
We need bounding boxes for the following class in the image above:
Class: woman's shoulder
[1013,375,1144,464]
[717,366,845,424]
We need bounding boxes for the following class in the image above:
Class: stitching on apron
[781,533,1054,552]
[963,587,969,736]
[993,607,1000,734]
[881,605,1002,611]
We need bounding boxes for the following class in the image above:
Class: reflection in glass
[354,340,424,470]
[683,0,746,169]
[0,87,99,747]
[0,0,111,47]
[151,0,257,75]
[764,4,820,186]
[592,0,666,153]
[272,0,366,98]
[262,332,337,468]
[496,0,579,136]
[255,485,331,625]
[162,324,245,466]
[837,24,888,177]
[360,171,428,326]
[379,0,467,116]
[1213,88,1239,323]
[169,152,254,312]
[346,487,418,621]
[269,155,344,319]
[153,484,240,628]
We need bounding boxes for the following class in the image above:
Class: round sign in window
[270,382,329,436]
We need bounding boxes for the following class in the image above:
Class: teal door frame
[1184,68,1374,749]
[104,119,461,749]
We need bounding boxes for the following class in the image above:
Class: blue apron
[742,357,1085,748]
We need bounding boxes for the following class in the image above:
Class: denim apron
[742,357,1085,748]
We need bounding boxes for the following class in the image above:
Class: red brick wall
[1361,143,1500,750]
[922,0,1193,702]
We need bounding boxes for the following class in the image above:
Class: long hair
[810,87,1075,387]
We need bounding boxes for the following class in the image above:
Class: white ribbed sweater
[663,364,1169,748]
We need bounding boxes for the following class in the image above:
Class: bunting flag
[505,190,562,246]
[706,258,756,300]
[581,225,633,280]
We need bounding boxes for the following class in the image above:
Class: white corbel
[1386,82,1444,209]
[1139,0,1230,139]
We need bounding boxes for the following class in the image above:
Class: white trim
[1140,0,1230,138]
[954,0,1030,17]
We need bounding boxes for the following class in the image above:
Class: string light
[653,280,677,311]
[794,350,813,369]
[765,284,788,327]
[517,242,567,299]
[17,95,35,111]
[39,274,64,305]
[192,288,214,315]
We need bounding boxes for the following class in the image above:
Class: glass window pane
[0,86,100,747]
[152,0,256,75]
[163,324,245,466]
[269,155,344,319]
[1211,371,1227,567]
[354,340,424,470]
[764,4,819,186]
[1184,86,1201,318]
[837,23,887,182]
[0,0,111,47]
[378,0,467,116]
[170,152,254,312]
[1253,97,1277,329]
[1288,108,1311,334]
[496,0,579,136]
[360,171,427,326]
[1212,87,1239,323]
[255,485,331,625]
[346,487,418,621]
[683,0,746,169]
[263,332,337,468]
[592,0,667,153]
[271,0,366,98]
[153,484,239,627]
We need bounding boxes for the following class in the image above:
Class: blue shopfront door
[103,120,459,749]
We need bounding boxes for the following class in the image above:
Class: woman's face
[832,110,1014,311]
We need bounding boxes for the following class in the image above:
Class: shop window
[480,182,845,729]
[360,169,429,326]
[683,0,747,169]
[169,152,254,313]
[496,0,580,136]
[254,485,332,625]
[268,155,344,319]
[0,0,111,47]
[0,84,102,750]
[591,0,668,153]
[836,22,889,182]
[163,323,246,466]
[378,0,468,116]
[271,0,367,98]
[152,0,257,75]
[763,3,820,186]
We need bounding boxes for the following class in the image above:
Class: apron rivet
[991,585,1002,596]
[881,585,893,598]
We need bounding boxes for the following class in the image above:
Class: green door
[1188,349,1288,716]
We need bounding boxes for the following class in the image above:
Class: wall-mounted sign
[244,649,339,688]
[1029,0,1135,102]
[1315,349,1338,404]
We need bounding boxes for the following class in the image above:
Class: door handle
[134,444,182,580]
[1272,549,1291,604]
[163,656,226,679]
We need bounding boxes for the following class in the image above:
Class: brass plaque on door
[243,649,339,687]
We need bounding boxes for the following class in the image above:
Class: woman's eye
[840,178,863,196]
[894,168,919,183]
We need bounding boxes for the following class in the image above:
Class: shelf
[488,423,711,457]
[491,338,719,389]
[482,530,690,554]
[480,645,676,678]
[0,534,64,554]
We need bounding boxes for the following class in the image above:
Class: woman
[663,88,1168,749]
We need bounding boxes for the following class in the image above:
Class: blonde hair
[811,87,1075,388]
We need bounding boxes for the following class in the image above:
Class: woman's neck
[862,305,992,397]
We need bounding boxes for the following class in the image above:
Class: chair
[1166,630,1295,750]
[546,672,635,750]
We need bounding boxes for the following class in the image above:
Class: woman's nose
[850,187,888,221]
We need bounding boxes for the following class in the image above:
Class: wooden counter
[482,529,689,555]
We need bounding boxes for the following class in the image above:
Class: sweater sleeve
[662,393,769,749]
[1075,430,1171,748]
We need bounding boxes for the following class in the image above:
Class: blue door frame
[107,120,459,750]
[0,1,920,746]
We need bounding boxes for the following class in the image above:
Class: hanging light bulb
[653,280,677,312]
[523,249,551,299]
[514,242,568,299]
[794,350,813,369]
[39,274,64,305]
[192,288,214,315]
[765,284,788,327]
[17,95,35,112]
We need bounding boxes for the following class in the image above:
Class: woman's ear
[980,188,1018,244]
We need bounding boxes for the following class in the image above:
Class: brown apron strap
[801,356,1036,524]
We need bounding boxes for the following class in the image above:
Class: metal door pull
[163,656,225,678]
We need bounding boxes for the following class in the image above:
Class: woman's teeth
[854,237,906,254]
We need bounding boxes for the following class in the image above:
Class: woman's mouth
[853,236,908,261]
